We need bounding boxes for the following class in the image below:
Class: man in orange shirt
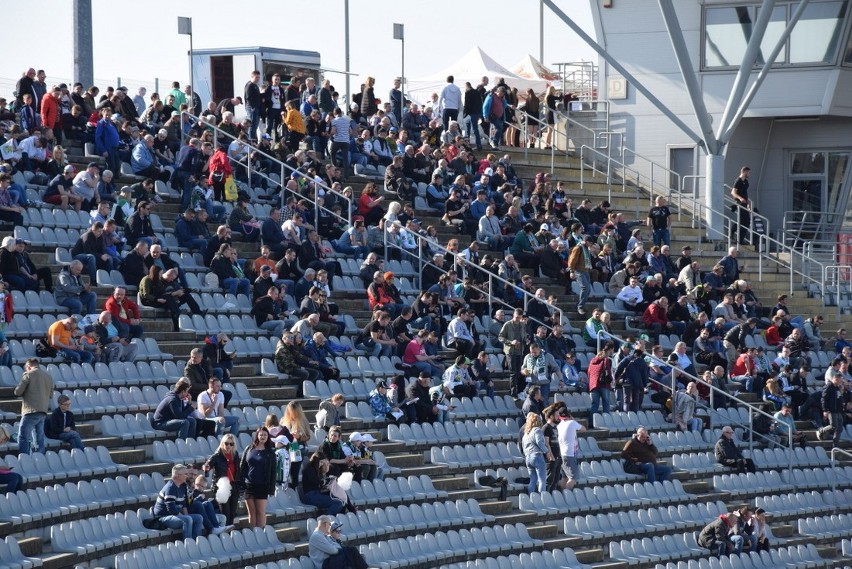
[48,316,93,364]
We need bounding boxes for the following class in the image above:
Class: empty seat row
[51,508,174,555]
[15,226,82,248]
[0,536,43,569]
[348,475,448,507]
[652,430,713,453]
[229,336,278,359]
[54,385,167,416]
[610,531,706,565]
[447,395,520,420]
[743,446,830,469]
[755,489,852,518]
[671,452,717,474]
[713,471,790,496]
[388,418,519,447]
[304,377,382,401]
[430,442,522,470]
[102,413,163,441]
[0,446,127,486]
[306,499,494,541]
[564,501,726,540]
[518,480,689,515]
[191,291,254,314]
[20,207,93,230]
[7,289,61,314]
[153,433,254,465]
[114,526,292,569]
[45,360,179,390]
[781,466,852,490]
[798,513,852,539]
[652,544,829,569]
[0,473,164,528]
[438,547,591,569]
[334,355,402,380]
[578,459,644,484]
[360,523,540,568]
[178,313,266,337]
[591,410,675,433]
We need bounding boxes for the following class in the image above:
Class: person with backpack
[481,87,506,150]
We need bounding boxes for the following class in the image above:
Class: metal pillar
[540,0,545,63]
[706,154,725,241]
[73,0,94,87]
[344,0,351,104]
[542,0,704,148]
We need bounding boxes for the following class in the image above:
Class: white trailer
[189,46,321,114]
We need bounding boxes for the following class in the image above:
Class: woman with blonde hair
[543,85,558,148]
[203,432,241,524]
[282,401,312,486]
[282,100,306,152]
[383,201,402,223]
[521,412,550,494]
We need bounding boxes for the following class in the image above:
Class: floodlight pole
[345,0,351,104]
[394,24,405,115]
[177,17,193,89]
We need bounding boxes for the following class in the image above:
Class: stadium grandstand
[0,63,851,569]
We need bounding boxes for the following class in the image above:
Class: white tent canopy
[406,46,549,105]
[511,54,560,83]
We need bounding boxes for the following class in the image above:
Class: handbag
[35,335,57,358]
[223,175,238,201]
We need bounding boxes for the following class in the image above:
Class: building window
[703,1,848,69]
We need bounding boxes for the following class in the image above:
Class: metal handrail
[830,447,852,493]
[595,329,794,457]
[382,227,564,333]
[178,111,352,230]
[822,265,852,318]
[623,148,681,209]
[514,107,586,175]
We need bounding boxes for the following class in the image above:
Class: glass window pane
[792,179,823,212]
[757,5,787,65]
[790,1,847,64]
[705,7,754,68]
[828,152,850,213]
[791,152,826,174]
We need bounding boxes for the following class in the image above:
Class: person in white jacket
[617,276,645,312]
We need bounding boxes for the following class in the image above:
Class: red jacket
[207,149,233,184]
[642,302,668,327]
[41,93,60,130]
[587,354,613,391]
[765,326,783,346]
[104,295,140,324]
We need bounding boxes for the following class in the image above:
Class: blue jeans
[59,291,97,315]
[0,471,23,492]
[188,499,220,531]
[246,107,260,141]
[477,380,495,397]
[60,348,94,364]
[302,490,345,515]
[575,270,591,311]
[629,461,671,483]
[526,453,547,493]
[410,361,442,378]
[260,320,286,338]
[55,430,85,450]
[331,141,352,176]
[160,513,203,539]
[730,375,754,392]
[73,254,98,283]
[215,416,240,436]
[653,228,670,247]
[729,534,744,555]
[538,382,551,402]
[181,238,208,252]
[17,412,46,454]
[590,387,612,415]
[332,240,369,258]
[371,342,393,358]
[490,117,504,147]
[465,113,482,147]
[152,417,197,439]
[411,316,436,333]
[222,277,251,297]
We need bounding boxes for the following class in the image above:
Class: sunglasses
[224,442,235,447]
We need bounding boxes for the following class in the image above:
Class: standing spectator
[104,286,144,340]
[621,427,671,482]
[730,166,751,244]
[556,408,586,490]
[150,379,197,439]
[646,195,672,247]
[818,372,846,444]
[95,107,120,174]
[151,464,203,539]
[614,347,650,412]
[14,358,53,455]
[714,425,757,473]
[438,75,462,129]
[521,412,550,494]
[238,427,277,528]
[568,235,597,316]
[521,342,551,402]
[203,433,241,524]
[588,344,615,417]
[45,394,83,449]
[244,70,262,140]
[499,308,528,397]
[48,316,93,364]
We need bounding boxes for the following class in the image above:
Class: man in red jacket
[40,86,61,131]
[104,286,144,340]
[642,297,684,340]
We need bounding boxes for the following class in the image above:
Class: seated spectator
[131,134,170,181]
[672,382,703,432]
[104,286,144,340]
[299,229,341,278]
[441,355,478,398]
[48,315,93,364]
[714,425,756,473]
[402,329,442,378]
[773,403,807,447]
[145,243,189,290]
[617,276,646,313]
[203,333,234,384]
[8,239,52,292]
[252,284,292,338]
[299,287,343,338]
[0,425,24,491]
[150,379,197,439]
[301,332,341,380]
[198,377,240,436]
[187,474,230,535]
[151,464,203,539]
[468,351,495,397]
[301,452,346,515]
[121,241,149,289]
[210,243,251,299]
[174,208,208,252]
[124,201,160,249]
[44,165,84,211]
[802,315,826,350]
[45,394,84,450]
[521,385,546,418]
[275,331,322,383]
[368,380,402,422]
[72,162,101,211]
[73,221,119,284]
[93,310,137,362]
[139,265,203,331]
[697,512,742,557]
[228,198,261,243]
[96,169,117,203]
[694,327,728,370]
[621,427,671,482]
[0,174,24,226]
[55,259,98,315]
[316,393,345,430]
[332,218,370,258]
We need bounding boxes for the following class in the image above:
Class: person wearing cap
[441,355,478,398]
[368,381,402,423]
[43,164,84,211]
[151,464,204,539]
[715,425,757,473]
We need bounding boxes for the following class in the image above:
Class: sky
[0,0,597,104]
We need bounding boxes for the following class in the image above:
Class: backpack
[35,335,57,358]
